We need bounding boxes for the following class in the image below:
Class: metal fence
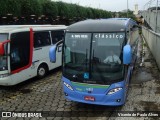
[141,10,160,33]
[141,0,160,33]
[143,0,160,10]
[142,26,160,69]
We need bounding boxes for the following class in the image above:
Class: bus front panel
[62,32,127,105]
[62,76,126,106]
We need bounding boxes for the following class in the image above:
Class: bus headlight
[63,82,73,91]
[0,73,9,78]
[107,87,122,95]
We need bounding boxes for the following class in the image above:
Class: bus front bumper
[62,80,126,106]
[0,75,14,86]
[64,89,125,106]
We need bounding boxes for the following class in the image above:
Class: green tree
[42,0,58,17]
[20,0,42,16]
[56,2,69,18]
[86,8,93,18]
[78,6,87,18]
[0,0,113,24]
[119,10,136,20]
[67,3,77,18]
[0,0,21,16]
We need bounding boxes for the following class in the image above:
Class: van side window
[34,31,51,48]
[10,32,30,71]
[51,30,64,44]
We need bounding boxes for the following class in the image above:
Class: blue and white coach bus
[0,25,66,86]
[49,18,139,106]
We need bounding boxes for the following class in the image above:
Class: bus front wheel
[37,64,48,78]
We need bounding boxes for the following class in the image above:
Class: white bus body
[0,25,66,86]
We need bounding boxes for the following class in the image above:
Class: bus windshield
[63,32,125,85]
[0,34,8,71]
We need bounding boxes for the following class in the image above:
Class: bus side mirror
[0,42,5,55]
[49,45,56,63]
[123,44,132,65]
[0,40,10,55]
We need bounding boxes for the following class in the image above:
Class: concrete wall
[141,10,160,33]
[142,26,160,69]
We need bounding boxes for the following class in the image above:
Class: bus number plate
[84,96,95,101]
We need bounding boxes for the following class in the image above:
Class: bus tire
[37,64,48,78]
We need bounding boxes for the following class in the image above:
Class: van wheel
[37,65,48,78]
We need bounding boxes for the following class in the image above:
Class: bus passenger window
[34,36,42,47]
[51,31,64,44]
[34,32,51,48]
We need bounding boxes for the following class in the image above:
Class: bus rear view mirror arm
[123,44,132,65]
[0,40,10,55]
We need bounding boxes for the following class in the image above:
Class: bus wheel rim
[38,68,45,76]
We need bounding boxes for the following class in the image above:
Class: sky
[53,0,149,12]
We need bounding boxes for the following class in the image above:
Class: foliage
[41,0,58,17]
[56,2,70,18]
[0,0,112,19]
[118,10,136,20]
[20,0,42,16]
[0,0,21,16]
[0,0,138,25]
